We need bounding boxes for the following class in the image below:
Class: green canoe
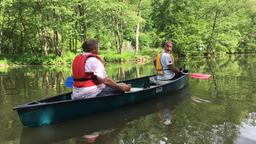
[20,89,189,144]
[13,74,188,127]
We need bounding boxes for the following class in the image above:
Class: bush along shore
[0,49,160,66]
[0,0,255,67]
[2,48,256,67]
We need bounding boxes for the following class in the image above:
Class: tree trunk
[118,13,123,54]
[59,32,64,56]
[0,7,2,55]
[43,39,48,56]
[78,5,87,40]
[37,1,48,56]
[18,1,24,54]
[69,38,72,51]
[75,36,78,50]
[114,31,121,53]
[0,8,3,55]
[206,10,219,54]
[0,26,2,55]
[113,15,123,54]
[53,30,59,55]
[135,0,142,53]
[117,30,122,53]
[42,28,48,56]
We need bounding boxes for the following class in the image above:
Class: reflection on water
[0,55,256,144]
[235,113,256,144]
[20,89,189,144]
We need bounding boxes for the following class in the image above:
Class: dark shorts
[97,86,124,97]
[170,72,184,80]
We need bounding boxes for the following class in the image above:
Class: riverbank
[0,49,159,67]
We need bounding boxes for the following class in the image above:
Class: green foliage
[101,51,138,62]
[0,0,255,65]
[0,53,75,65]
[0,58,9,66]
[140,47,160,56]
[151,0,256,55]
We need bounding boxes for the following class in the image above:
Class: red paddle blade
[190,73,211,80]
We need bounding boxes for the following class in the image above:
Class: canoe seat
[149,76,172,85]
[126,87,144,93]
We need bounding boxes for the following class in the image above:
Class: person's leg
[170,72,184,80]
[97,86,124,97]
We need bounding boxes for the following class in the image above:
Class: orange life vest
[72,54,103,88]
[155,52,174,75]
[155,52,164,75]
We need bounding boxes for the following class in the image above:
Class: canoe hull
[14,75,188,127]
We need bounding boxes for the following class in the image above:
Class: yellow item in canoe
[155,53,164,75]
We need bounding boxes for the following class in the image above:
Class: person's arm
[89,57,130,92]
[98,77,131,92]
[168,64,181,74]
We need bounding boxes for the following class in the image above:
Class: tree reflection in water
[0,56,256,144]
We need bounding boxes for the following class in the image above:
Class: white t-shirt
[157,52,175,80]
[72,53,106,99]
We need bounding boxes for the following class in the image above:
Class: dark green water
[0,55,256,144]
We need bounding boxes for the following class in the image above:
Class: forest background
[0,0,255,65]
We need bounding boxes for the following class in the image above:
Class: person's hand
[119,83,131,92]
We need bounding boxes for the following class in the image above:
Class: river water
[0,55,256,144]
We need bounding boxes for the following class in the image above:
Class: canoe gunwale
[13,74,154,110]
[13,74,188,111]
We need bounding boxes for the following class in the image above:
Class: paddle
[189,73,211,80]
[182,65,211,80]
[65,71,211,88]
[65,76,74,88]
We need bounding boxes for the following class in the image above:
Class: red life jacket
[72,54,103,88]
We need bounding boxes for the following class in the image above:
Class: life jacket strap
[156,68,171,71]
[73,71,98,81]
[73,77,97,82]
